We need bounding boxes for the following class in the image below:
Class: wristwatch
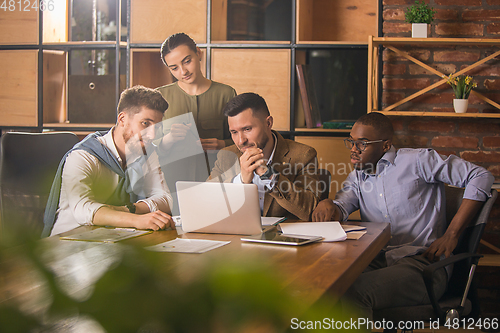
[126,203,136,214]
[260,165,278,181]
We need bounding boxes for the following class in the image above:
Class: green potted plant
[445,74,477,113]
[404,1,437,38]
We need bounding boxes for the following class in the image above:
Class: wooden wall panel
[43,0,68,43]
[295,136,360,219]
[294,136,351,197]
[0,7,38,44]
[130,48,206,88]
[43,50,66,124]
[296,0,314,43]
[0,51,38,126]
[297,0,377,43]
[211,48,291,131]
[211,0,228,41]
[130,0,207,44]
[131,49,174,89]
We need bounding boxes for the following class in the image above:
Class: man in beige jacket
[209,92,321,221]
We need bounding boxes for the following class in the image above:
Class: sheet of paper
[60,228,152,243]
[144,238,231,253]
[279,222,347,242]
[261,216,287,226]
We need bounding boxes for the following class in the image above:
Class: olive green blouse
[157,81,236,147]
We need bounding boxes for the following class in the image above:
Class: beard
[123,128,147,158]
[238,134,269,152]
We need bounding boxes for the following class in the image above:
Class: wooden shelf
[42,41,127,48]
[210,40,291,45]
[44,123,115,128]
[296,41,369,46]
[378,111,500,118]
[368,36,500,118]
[295,128,351,133]
[371,37,500,47]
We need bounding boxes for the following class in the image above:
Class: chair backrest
[316,168,331,201]
[0,132,79,240]
[444,185,498,298]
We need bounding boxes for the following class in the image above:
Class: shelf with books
[293,47,368,132]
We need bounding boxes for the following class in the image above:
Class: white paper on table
[145,238,231,253]
[278,222,347,242]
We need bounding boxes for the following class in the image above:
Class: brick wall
[382,0,500,319]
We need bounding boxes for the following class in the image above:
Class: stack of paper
[278,222,367,242]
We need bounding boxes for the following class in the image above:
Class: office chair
[316,168,331,201]
[0,132,79,241]
[373,186,498,332]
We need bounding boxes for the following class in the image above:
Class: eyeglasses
[344,138,386,152]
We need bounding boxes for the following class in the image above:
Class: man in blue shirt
[312,112,494,320]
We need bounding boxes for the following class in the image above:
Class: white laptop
[175,181,263,235]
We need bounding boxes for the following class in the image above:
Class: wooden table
[0,222,390,330]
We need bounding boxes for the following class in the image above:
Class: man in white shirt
[43,86,174,236]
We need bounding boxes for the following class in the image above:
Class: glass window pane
[70,0,126,42]
[67,49,126,124]
[213,0,291,41]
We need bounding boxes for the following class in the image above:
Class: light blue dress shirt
[333,146,494,265]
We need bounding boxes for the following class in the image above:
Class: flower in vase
[445,74,477,99]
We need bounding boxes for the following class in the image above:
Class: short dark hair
[223,92,270,119]
[117,85,168,115]
[355,112,394,140]
[160,32,197,66]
